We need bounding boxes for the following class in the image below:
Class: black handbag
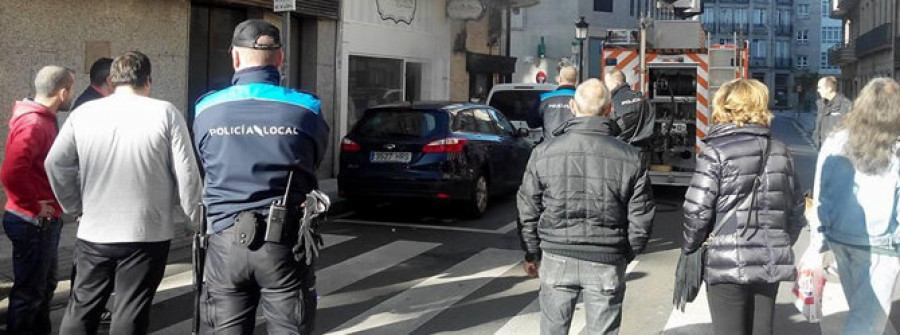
[673,137,771,312]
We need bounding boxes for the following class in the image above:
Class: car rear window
[354,109,444,139]
[488,90,550,121]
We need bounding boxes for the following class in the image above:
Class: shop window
[594,0,613,12]
[348,56,403,126]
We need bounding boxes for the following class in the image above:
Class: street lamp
[574,16,589,82]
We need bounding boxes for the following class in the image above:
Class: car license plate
[370,151,412,163]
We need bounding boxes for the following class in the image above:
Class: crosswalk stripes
[48,231,670,335]
[316,240,441,296]
[327,248,522,335]
[138,233,360,334]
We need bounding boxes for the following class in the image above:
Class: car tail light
[341,137,360,152]
[422,137,468,153]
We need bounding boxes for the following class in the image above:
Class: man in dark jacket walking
[814,76,852,148]
[518,78,655,335]
[528,66,578,141]
[605,69,655,153]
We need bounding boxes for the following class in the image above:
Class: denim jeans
[831,243,900,335]
[539,252,626,335]
[3,212,62,335]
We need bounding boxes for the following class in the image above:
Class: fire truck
[601,17,749,186]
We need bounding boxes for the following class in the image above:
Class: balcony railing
[720,24,735,34]
[750,57,768,67]
[831,0,859,18]
[752,24,768,35]
[855,23,893,57]
[775,25,792,36]
[774,58,792,68]
[828,42,857,65]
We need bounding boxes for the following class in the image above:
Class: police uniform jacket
[529,85,576,141]
[193,66,329,233]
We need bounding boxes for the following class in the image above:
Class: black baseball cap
[232,19,281,50]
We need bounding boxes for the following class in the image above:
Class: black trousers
[707,282,780,335]
[202,228,316,335]
[59,239,170,335]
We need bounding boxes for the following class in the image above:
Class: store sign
[447,0,485,21]
[377,0,417,25]
[273,0,296,12]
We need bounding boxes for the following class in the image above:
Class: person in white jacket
[807,77,900,335]
[45,51,202,335]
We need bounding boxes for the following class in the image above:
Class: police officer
[192,19,329,334]
[529,66,578,141]
[605,69,655,161]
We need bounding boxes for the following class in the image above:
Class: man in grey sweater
[45,51,202,335]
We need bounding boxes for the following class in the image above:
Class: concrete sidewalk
[0,178,350,315]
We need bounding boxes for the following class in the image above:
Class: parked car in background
[485,83,556,145]
[338,101,533,217]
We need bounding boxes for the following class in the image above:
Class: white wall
[338,0,453,140]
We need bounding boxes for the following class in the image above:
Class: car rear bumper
[338,176,472,200]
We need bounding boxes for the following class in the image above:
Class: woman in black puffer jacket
[681,78,806,335]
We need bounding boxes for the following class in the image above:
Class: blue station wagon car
[338,102,533,217]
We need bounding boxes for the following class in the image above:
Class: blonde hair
[573,78,610,116]
[842,78,900,174]
[605,69,626,86]
[711,78,773,127]
[558,66,578,85]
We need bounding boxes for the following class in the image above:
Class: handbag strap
[707,136,772,241]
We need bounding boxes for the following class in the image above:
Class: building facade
[0,0,339,200]
[510,0,640,84]
[337,0,520,171]
[700,0,796,108]
[829,0,898,98]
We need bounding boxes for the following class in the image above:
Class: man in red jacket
[1,65,75,335]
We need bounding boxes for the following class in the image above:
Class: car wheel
[465,174,489,218]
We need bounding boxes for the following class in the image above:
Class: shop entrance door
[187,5,247,126]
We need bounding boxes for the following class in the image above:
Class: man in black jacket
[814,76,852,148]
[605,69,655,155]
[528,66,578,141]
[517,78,655,335]
[73,58,113,110]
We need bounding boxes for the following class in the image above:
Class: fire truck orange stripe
[697,128,706,139]
[697,110,709,125]
[686,53,708,71]
[608,49,623,59]
[615,52,639,71]
[697,75,709,90]
[697,93,709,108]
[646,54,658,63]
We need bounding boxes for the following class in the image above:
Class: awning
[466,52,517,75]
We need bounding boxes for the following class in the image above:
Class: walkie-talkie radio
[265,171,294,243]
